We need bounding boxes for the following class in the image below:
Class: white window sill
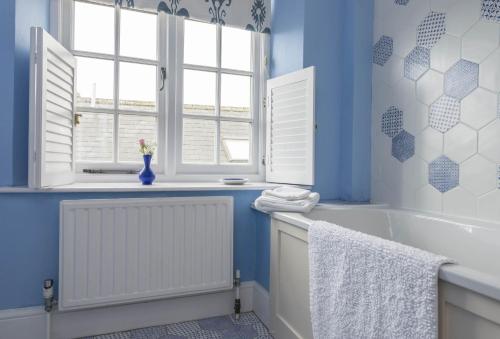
[0,182,280,193]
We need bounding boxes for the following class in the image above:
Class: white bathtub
[269,204,500,339]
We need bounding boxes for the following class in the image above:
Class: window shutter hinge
[34,52,38,64]
[262,157,266,166]
[33,151,37,162]
[263,97,267,110]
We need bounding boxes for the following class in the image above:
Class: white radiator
[59,197,233,311]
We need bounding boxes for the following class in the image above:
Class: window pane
[76,57,114,109]
[75,113,114,162]
[220,121,251,164]
[221,74,251,119]
[183,70,216,116]
[118,115,158,163]
[221,26,252,71]
[119,62,157,111]
[74,1,114,54]
[184,20,217,67]
[120,9,157,60]
[182,119,216,164]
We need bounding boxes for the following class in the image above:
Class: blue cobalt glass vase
[139,154,156,185]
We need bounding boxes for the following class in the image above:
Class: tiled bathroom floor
[81,312,274,339]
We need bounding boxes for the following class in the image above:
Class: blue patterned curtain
[112,0,271,33]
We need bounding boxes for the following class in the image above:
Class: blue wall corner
[254,211,271,290]
[13,0,51,186]
[270,0,305,78]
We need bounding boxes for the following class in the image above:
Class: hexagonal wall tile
[478,190,500,221]
[460,155,498,195]
[429,155,460,193]
[374,55,404,86]
[446,0,482,37]
[392,130,415,162]
[381,106,404,137]
[444,59,479,100]
[443,187,477,217]
[416,127,443,162]
[430,34,461,73]
[482,0,500,22]
[415,185,443,213]
[462,20,500,63]
[404,46,431,81]
[417,12,447,48]
[403,100,429,135]
[461,88,498,130]
[431,0,459,12]
[416,70,444,105]
[429,95,461,133]
[479,48,500,92]
[478,120,500,162]
[373,35,393,66]
[444,124,477,163]
[395,0,410,5]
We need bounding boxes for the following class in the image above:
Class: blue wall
[0,191,268,310]
[271,0,374,202]
[0,0,16,187]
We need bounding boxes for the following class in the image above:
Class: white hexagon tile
[372,0,500,222]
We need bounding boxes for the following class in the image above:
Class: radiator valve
[43,279,55,312]
[234,270,241,320]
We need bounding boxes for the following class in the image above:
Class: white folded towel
[309,220,454,339]
[262,186,311,200]
[254,192,320,213]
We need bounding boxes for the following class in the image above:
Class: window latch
[159,67,167,91]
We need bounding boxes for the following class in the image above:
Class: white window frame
[56,0,267,182]
[172,17,262,176]
[60,0,166,174]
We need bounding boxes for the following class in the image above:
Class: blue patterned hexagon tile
[79,312,274,339]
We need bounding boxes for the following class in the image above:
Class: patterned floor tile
[80,313,272,339]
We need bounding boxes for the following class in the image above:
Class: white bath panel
[59,197,234,311]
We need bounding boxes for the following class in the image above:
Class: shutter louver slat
[29,27,76,188]
[266,67,315,186]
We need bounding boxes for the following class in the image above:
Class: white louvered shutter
[29,27,76,188]
[266,67,315,186]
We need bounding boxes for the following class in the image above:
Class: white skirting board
[0,281,270,339]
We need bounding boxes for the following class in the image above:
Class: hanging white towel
[308,220,454,339]
[254,192,320,213]
[262,186,311,201]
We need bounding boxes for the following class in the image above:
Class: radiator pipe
[234,270,241,320]
[43,279,54,339]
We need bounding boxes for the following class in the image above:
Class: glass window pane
[76,57,114,109]
[120,9,157,60]
[119,62,157,112]
[182,119,216,164]
[183,70,216,116]
[74,1,114,54]
[184,20,217,67]
[118,115,158,163]
[221,74,251,119]
[220,121,251,164]
[75,113,114,162]
[221,26,252,71]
